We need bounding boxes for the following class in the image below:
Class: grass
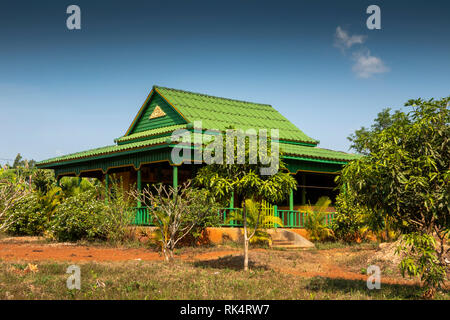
[0,259,448,300]
[313,241,379,251]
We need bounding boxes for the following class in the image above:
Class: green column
[229,191,234,209]
[137,168,142,208]
[173,165,178,191]
[301,174,306,205]
[56,177,61,187]
[289,188,294,211]
[105,173,109,204]
[77,177,81,186]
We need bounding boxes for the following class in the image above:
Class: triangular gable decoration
[149,105,166,119]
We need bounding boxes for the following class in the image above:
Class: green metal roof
[153,86,318,144]
[38,85,359,167]
[38,137,168,165]
[115,124,186,144]
[279,143,361,162]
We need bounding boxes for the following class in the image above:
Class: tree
[133,181,220,261]
[338,97,449,298]
[12,153,24,168]
[225,199,284,246]
[0,171,30,232]
[194,134,297,271]
[348,108,409,155]
[303,196,335,242]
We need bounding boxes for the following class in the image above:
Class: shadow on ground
[193,254,270,271]
[305,276,449,299]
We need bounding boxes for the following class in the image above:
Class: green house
[37,85,359,227]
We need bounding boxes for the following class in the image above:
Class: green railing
[131,206,154,226]
[130,206,336,228]
[218,208,243,227]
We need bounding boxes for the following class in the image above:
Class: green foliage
[397,233,447,298]
[59,176,96,197]
[101,179,136,243]
[348,108,409,155]
[6,193,48,235]
[225,199,284,245]
[304,197,335,242]
[32,169,56,194]
[332,192,370,242]
[49,190,108,242]
[338,96,450,295]
[194,132,296,270]
[183,188,221,244]
[194,133,297,204]
[136,182,221,260]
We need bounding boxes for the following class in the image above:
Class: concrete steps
[268,229,315,249]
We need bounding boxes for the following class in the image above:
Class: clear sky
[0,0,449,165]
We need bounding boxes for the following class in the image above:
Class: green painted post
[274,205,278,229]
[137,168,142,208]
[289,188,294,211]
[173,165,178,191]
[229,191,234,209]
[105,173,109,204]
[77,177,81,186]
[301,175,306,205]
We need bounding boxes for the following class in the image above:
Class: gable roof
[124,85,318,145]
[37,85,360,167]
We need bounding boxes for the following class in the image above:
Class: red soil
[0,237,446,288]
[0,241,238,263]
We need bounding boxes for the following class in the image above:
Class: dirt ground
[0,236,446,288]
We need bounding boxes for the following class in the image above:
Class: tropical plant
[49,189,109,242]
[32,169,56,194]
[102,178,136,243]
[397,233,448,299]
[59,176,95,197]
[225,199,283,246]
[194,132,296,270]
[303,196,335,241]
[338,96,450,298]
[0,172,30,232]
[132,181,220,261]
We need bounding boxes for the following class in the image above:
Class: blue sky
[0,0,449,164]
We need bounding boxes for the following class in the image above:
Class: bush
[332,193,370,242]
[49,190,109,242]
[304,197,335,242]
[6,193,48,236]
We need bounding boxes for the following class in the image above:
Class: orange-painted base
[130,226,312,244]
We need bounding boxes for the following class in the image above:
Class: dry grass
[0,245,448,300]
[0,237,448,300]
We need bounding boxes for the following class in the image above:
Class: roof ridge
[154,85,272,107]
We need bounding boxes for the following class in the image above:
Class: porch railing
[131,206,155,226]
[217,208,243,227]
[130,206,336,228]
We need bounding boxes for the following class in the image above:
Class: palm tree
[225,199,284,245]
[304,196,335,241]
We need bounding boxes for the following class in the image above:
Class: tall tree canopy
[194,133,297,270]
[338,96,449,296]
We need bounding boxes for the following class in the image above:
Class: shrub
[332,192,370,242]
[49,190,108,242]
[101,179,136,243]
[5,193,48,235]
[304,197,335,242]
